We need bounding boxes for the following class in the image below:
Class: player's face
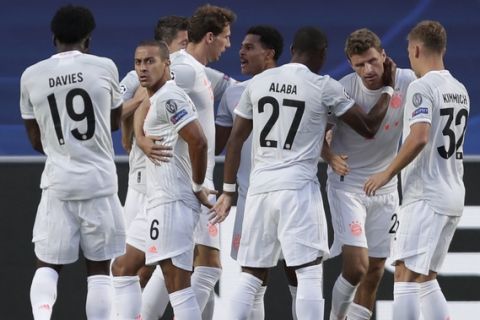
[169,30,188,53]
[349,47,386,90]
[134,46,169,91]
[208,25,231,63]
[239,34,270,76]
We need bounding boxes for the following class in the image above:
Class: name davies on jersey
[49,72,83,88]
[269,82,297,95]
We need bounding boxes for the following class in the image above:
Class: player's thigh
[79,194,126,261]
[279,181,329,267]
[365,191,399,258]
[33,190,81,264]
[327,187,368,253]
[237,192,281,268]
[145,201,199,271]
[231,192,246,260]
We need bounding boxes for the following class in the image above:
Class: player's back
[20,51,122,200]
[235,63,353,195]
[402,70,469,215]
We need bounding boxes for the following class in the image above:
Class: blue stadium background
[1,0,478,155]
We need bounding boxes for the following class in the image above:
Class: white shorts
[125,189,148,252]
[230,192,246,260]
[328,186,399,258]
[392,200,460,275]
[237,181,329,268]
[33,190,126,265]
[194,179,221,250]
[145,200,199,271]
[123,187,145,229]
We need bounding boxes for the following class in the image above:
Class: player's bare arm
[215,124,232,155]
[111,104,122,132]
[321,129,350,176]
[178,119,217,208]
[133,98,172,165]
[210,115,252,224]
[24,119,44,154]
[121,87,148,152]
[340,57,397,138]
[364,122,430,196]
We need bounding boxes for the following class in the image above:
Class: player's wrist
[381,86,394,97]
[192,181,204,193]
[222,182,236,194]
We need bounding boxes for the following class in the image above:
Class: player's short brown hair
[408,20,447,54]
[345,28,382,59]
[188,4,236,43]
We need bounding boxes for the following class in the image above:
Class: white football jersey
[144,80,200,211]
[401,70,469,216]
[215,80,251,196]
[119,71,147,194]
[20,50,122,200]
[328,68,416,194]
[170,50,215,181]
[235,63,355,195]
[205,66,236,104]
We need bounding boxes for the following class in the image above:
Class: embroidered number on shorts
[47,88,96,145]
[389,213,399,234]
[258,96,305,150]
[150,219,159,240]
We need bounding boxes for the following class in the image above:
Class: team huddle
[20,4,470,320]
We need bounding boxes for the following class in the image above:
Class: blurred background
[1,0,478,155]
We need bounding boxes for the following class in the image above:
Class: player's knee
[344,262,368,284]
[111,257,136,277]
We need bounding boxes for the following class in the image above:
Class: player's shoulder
[396,68,417,82]
[21,56,53,80]
[81,53,118,73]
[225,79,249,95]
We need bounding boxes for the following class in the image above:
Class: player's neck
[56,44,85,54]
[418,58,444,77]
[186,43,208,66]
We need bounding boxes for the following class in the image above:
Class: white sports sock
[330,275,357,320]
[419,280,450,320]
[289,285,298,320]
[201,289,215,320]
[347,302,372,320]
[191,266,222,312]
[229,272,263,320]
[169,286,201,320]
[393,282,420,320]
[30,267,59,320]
[249,285,266,320]
[141,266,169,320]
[112,275,142,319]
[295,264,325,320]
[86,275,113,320]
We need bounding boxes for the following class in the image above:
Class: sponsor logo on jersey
[412,92,423,107]
[412,107,428,117]
[170,109,188,124]
[165,99,177,113]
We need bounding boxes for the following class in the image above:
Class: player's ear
[52,36,57,47]
[83,37,91,52]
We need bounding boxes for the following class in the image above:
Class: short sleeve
[171,63,196,94]
[120,70,140,101]
[323,78,355,117]
[215,89,234,127]
[19,70,35,119]
[162,91,198,132]
[404,80,433,126]
[105,59,123,110]
[234,83,253,120]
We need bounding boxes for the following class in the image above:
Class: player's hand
[209,193,233,224]
[329,154,349,176]
[364,171,391,196]
[382,56,397,88]
[137,135,173,165]
[194,186,218,209]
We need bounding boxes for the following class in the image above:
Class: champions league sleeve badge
[412,92,423,107]
[165,99,178,113]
